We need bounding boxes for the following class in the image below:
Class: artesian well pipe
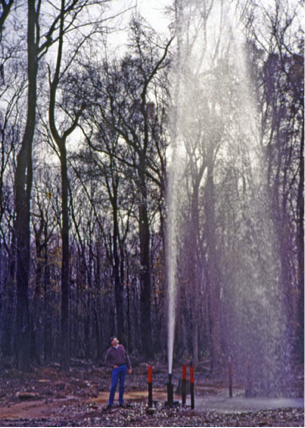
[167,373,174,407]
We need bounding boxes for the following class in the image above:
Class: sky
[106,0,172,53]
[135,0,172,32]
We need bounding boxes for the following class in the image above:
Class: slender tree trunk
[205,165,221,369]
[138,167,153,358]
[193,323,199,368]
[15,0,38,371]
[93,307,101,361]
[43,223,52,363]
[48,0,79,372]
[297,120,304,360]
[60,143,71,371]
[191,183,202,368]
[113,203,125,341]
[86,238,93,358]
[32,231,43,365]
[126,266,132,353]
[2,232,16,358]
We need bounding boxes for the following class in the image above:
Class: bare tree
[46,0,111,372]
[78,18,172,357]
[14,0,40,371]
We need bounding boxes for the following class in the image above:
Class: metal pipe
[182,364,187,406]
[148,366,153,408]
[167,373,174,407]
[190,365,195,409]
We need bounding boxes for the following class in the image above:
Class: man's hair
[109,336,119,345]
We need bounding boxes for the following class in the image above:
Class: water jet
[166,0,293,399]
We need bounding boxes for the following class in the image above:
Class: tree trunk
[296,120,304,360]
[205,165,222,369]
[48,0,76,372]
[60,143,71,372]
[43,223,52,363]
[2,232,16,358]
[193,323,199,368]
[139,170,153,358]
[113,201,125,341]
[15,0,38,371]
[32,231,43,365]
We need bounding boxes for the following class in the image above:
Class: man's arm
[104,348,113,367]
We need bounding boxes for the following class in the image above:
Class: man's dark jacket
[105,345,131,369]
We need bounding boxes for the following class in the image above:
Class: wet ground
[193,396,304,413]
[0,361,303,426]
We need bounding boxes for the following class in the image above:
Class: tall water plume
[166,0,291,394]
[166,0,188,375]
[166,147,182,376]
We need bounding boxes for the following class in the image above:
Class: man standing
[105,337,132,409]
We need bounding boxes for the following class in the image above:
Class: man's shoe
[119,403,126,408]
[105,404,112,411]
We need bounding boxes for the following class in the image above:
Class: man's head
[110,337,119,347]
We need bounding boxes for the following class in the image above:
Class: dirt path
[0,389,167,421]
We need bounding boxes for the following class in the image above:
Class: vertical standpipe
[167,373,174,407]
[148,366,153,408]
[190,365,195,409]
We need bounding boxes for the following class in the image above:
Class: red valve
[148,365,153,383]
[190,365,194,383]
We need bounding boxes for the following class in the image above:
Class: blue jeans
[109,365,127,405]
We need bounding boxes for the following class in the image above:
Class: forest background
[0,0,303,375]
